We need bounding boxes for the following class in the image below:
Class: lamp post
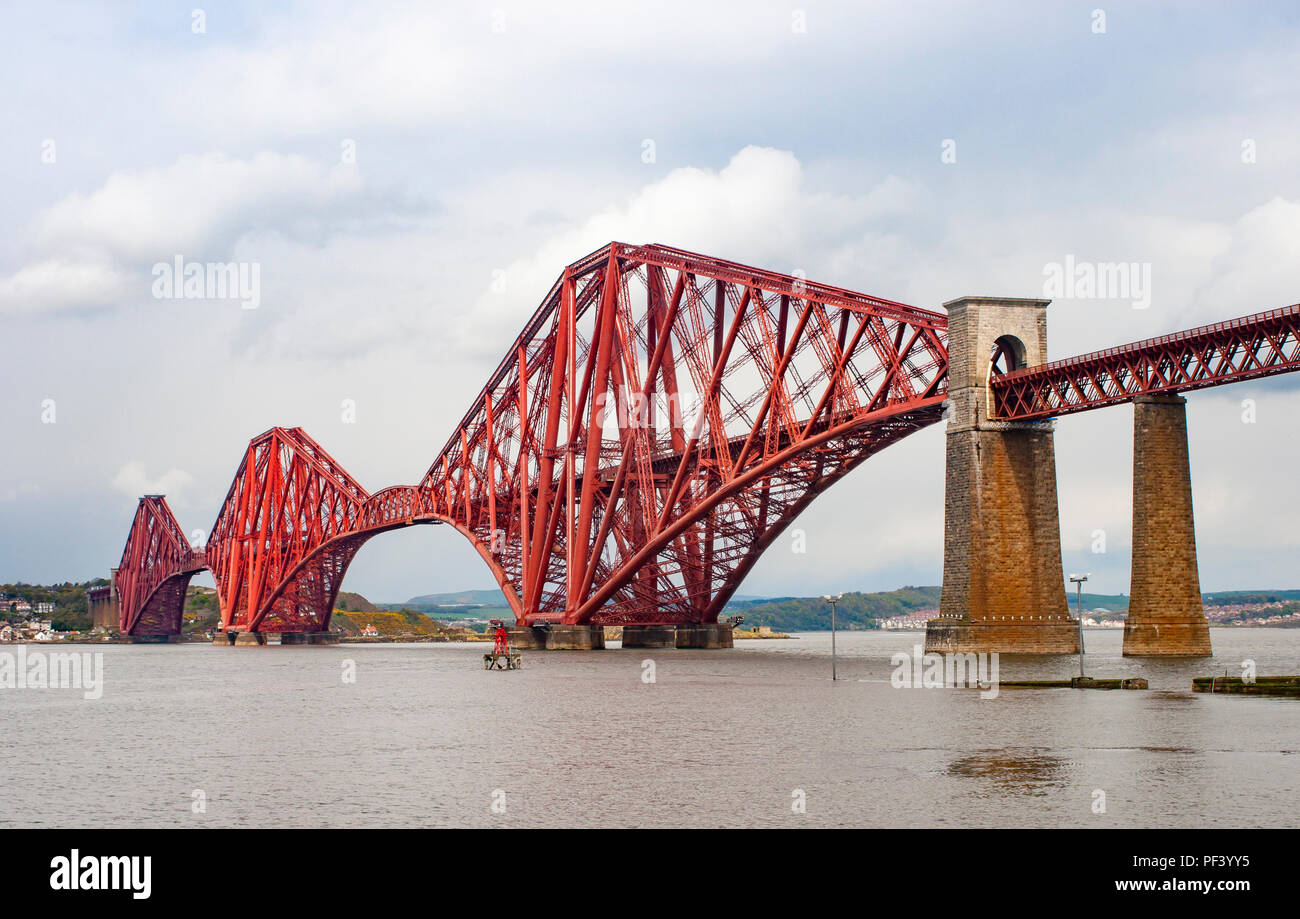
[1068,573,1089,678]
[824,594,843,681]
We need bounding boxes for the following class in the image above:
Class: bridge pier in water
[1123,395,1211,656]
[619,625,678,649]
[927,297,1216,656]
[506,625,606,650]
[618,624,735,649]
[505,623,735,650]
[624,626,738,647]
[620,624,734,649]
[927,296,1079,654]
[212,630,340,646]
[672,624,734,649]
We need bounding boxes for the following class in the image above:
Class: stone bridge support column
[1123,395,1211,656]
[507,624,605,650]
[88,570,121,631]
[925,297,1078,654]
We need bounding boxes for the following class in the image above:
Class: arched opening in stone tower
[989,334,1029,380]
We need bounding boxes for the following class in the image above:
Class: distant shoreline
[8,622,1299,648]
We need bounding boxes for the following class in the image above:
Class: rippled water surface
[2,629,1297,827]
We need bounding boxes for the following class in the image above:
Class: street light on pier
[824,594,843,681]
[1068,573,1090,678]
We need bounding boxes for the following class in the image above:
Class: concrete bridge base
[1123,395,1212,657]
[933,299,1077,653]
[620,625,678,649]
[619,624,734,648]
[508,623,734,649]
[127,633,185,644]
[506,625,605,650]
[933,299,1213,657]
[673,624,733,649]
[278,631,341,645]
[215,630,340,646]
[924,616,1079,654]
[933,297,1082,654]
[932,421,1080,654]
[1122,618,1211,657]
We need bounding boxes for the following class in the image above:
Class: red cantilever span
[205,426,374,633]
[113,244,1300,637]
[116,495,207,635]
[111,242,952,635]
[420,242,950,626]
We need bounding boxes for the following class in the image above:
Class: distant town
[877,604,1300,631]
[2,581,1298,643]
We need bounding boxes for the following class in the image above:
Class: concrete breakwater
[1193,675,1300,696]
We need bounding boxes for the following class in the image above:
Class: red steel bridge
[111,242,1300,638]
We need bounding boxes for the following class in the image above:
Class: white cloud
[1,152,369,314]
[151,3,881,140]
[170,8,469,134]
[0,258,129,313]
[455,146,928,354]
[34,152,364,260]
[1192,197,1300,318]
[110,462,195,507]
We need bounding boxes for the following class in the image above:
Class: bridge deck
[991,303,1300,420]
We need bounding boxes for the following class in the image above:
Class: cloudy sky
[2,1,1299,604]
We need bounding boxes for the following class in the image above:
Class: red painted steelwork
[112,243,951,634]
[116,244,1300,636]
[417,242,950,625]
[991,303,1300,420]
[206,426,377,633]
[113,243,1300,637]
[115,496,207,635]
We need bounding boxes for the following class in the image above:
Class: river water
[2,629,1296,828]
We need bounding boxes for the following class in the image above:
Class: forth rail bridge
[93,242,1300,655]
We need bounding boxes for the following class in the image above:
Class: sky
[2,1,1299,603]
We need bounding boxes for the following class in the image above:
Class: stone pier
[616,624,734,648]
[506,624,605,650]
[508,623,733,649]
[87,571,120,631]
[215,630,341,646]
[1123,395,1211,656]
[619,625,678,649]
[926,296,1079,654]
[278,631,341,645]
[672,623,733,649]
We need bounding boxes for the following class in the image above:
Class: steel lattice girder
[113,248,1300,633]
[205,426,372,632]
[418,242,950,625]
[990,303,1300,420]
[115,496,206,635]
[113,243,955,632]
